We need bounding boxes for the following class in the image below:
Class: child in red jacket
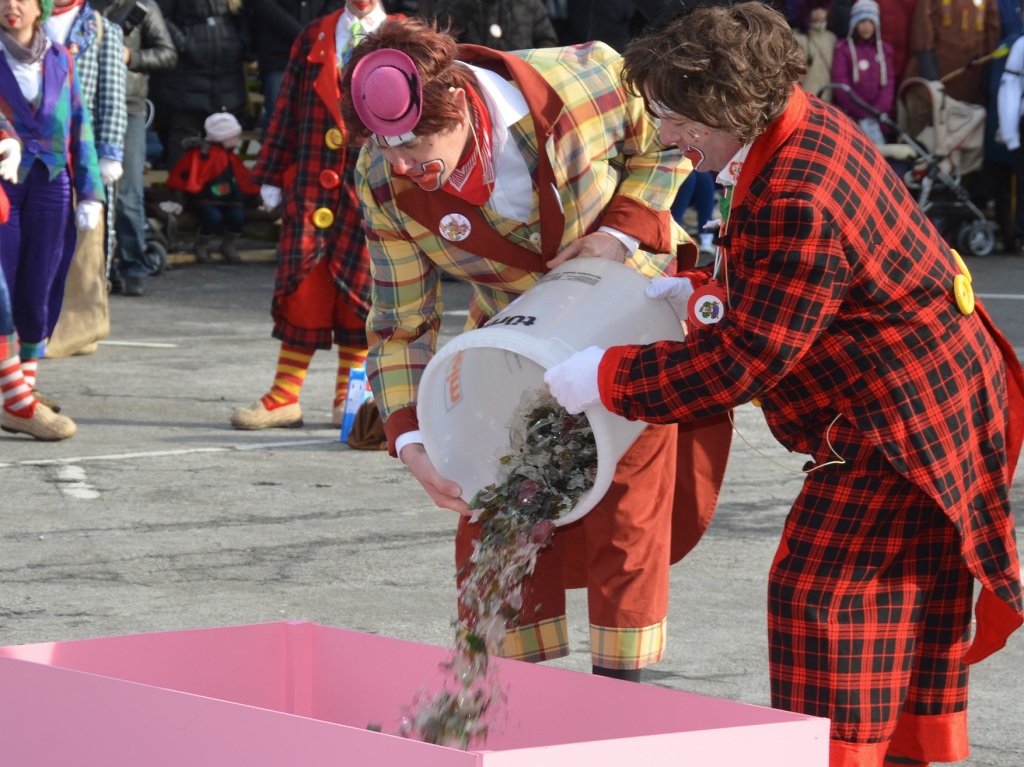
[166,113,259,263]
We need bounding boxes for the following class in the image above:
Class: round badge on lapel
[439,213,471,242]
[687,282,728,327]
[68,42,80,56]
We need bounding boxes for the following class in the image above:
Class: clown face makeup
[649,100,742,174]
[346,0,377,17]
[375,113,471,192]
[1,0,41,43]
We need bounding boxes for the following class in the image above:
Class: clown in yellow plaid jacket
[354,41,691,445]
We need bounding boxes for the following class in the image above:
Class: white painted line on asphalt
[446,310,469,317]
[55,464,101,500]
[977,293,1024,300]
[0,439,339,469]
[99,341,180,348]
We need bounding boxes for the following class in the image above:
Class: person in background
[545,3,1023,764]
[793,2,836,101]
[554,0,641,51]
[247,0,343,134]
[831,0,894,146]
[165,112,257,263]
[996,28,1024,252]
[907,0,1001,106]
[670,169,716,257]
[340,17,731,683]
[97,0,177,297]
[0,125,69,439]
[828,0,917,84]
[152,0,249,171]
[231,0,397,431]
[42,0,126,359]
[0,0,105,440]
[430,0,558,51]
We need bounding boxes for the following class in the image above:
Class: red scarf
[442,85,494,206]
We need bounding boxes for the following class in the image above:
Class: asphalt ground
[2,252,1023,765]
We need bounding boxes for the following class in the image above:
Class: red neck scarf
[442,85,495,206]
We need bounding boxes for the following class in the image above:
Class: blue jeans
[198,203,246,235]
[115,111,149,280]
[671,170,716,230]
[261,70,285,134]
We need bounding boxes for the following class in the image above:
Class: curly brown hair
[621,2,806,144]
[340,17,477,141]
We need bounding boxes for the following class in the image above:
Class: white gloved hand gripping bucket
[417,257,686,526]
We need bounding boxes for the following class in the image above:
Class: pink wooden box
[0,621,828,765]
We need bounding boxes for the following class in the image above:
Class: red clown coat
[600,87,1024,664]
[249,10,388,349]
[166,144,260,198]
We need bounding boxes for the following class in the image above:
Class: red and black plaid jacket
[601,88,1024,661]
[250,10,383,348]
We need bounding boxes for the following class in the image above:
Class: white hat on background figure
[204,113,243,144]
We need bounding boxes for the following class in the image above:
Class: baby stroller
[822,79,995,256]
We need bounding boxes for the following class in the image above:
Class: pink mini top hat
[350,49,423,145]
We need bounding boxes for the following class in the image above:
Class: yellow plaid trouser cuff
[590,618,667,670]
[501,616,570,663]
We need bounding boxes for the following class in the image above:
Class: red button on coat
[319,169,340,189]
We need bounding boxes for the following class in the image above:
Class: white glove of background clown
[543,345,606,415]
[645,276,694,321]
[260,184,282,210]
[76,200,103,231]
[0,137,21,182]
[98,158,123,185]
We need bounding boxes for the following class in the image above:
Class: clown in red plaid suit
[546,4,1024,766]
[232,0,399,431]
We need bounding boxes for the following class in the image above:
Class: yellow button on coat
[953,273,974,315]
[951,249,972,282]
[751,397,763,408]
[312,207,335,229]
[325,128,344,150]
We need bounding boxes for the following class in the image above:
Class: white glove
[260,184,282,210]
[98,158,123,185]
[542,345,606,415]
[159,200,183,216]
[0,137,21,182]
[645,276,695,321]
[75,199,103,231]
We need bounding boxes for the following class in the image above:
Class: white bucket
[417,257,685,526]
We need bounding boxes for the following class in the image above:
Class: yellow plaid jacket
[355,42,689,445]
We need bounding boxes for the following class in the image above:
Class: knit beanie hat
[38,0,54,21]
[849,0,880,31]
[204,112,242,144]
[847,0,887,87]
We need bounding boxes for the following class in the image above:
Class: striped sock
[20,357,38,391]
[260,343,313,410]
[334,345,369,408]
[1,356,35,413]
